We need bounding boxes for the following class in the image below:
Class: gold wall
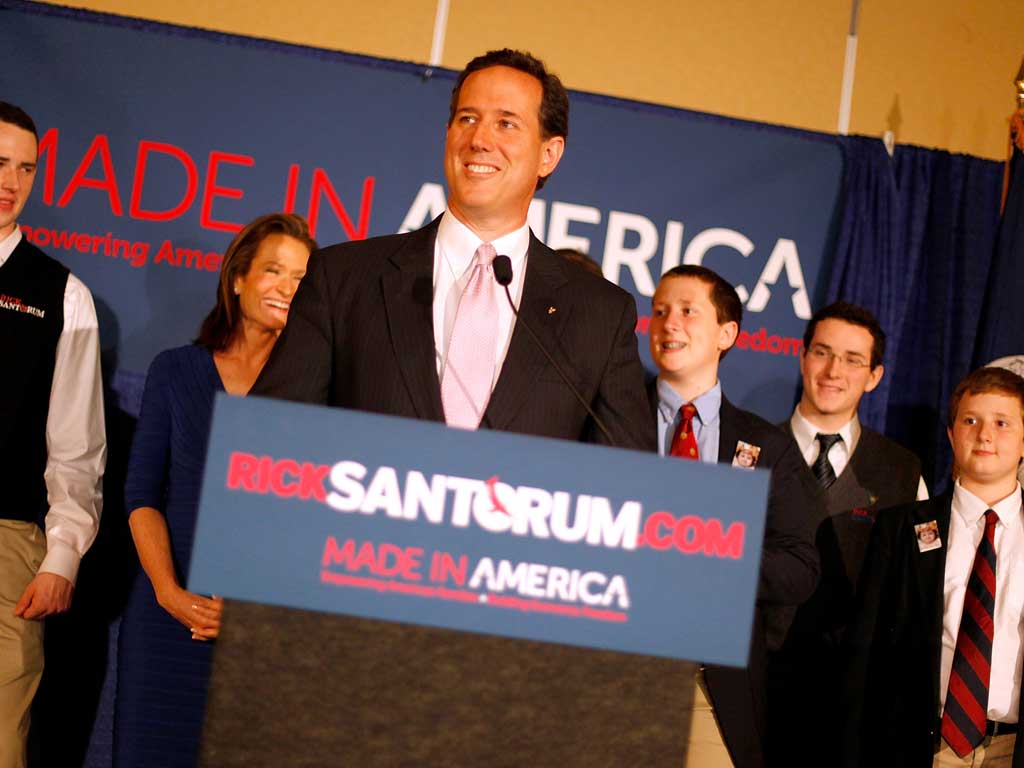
[38,0,1024,160]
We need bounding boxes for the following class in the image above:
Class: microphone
[492,255,615,445]
[493,255,514,287]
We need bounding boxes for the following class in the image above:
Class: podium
[190,396,768,766]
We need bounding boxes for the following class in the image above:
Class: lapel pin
[732,440,761,470]
[914,520,942,552]
[547,306,557,314]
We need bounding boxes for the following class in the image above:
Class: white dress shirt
[0,226,105,584]
[789,409,928,501]
[432,210,529,389]
[938,481,1024,722]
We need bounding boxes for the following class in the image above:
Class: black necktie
[812,433,842,488]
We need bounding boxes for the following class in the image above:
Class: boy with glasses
[768,301,926,762]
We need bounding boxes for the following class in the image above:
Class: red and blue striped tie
[941,509,998,757]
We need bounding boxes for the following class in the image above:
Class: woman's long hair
[195,213,316,352]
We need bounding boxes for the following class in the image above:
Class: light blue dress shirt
[655,377,722,464]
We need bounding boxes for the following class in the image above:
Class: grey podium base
[199,600,695,767]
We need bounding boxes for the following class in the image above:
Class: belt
[986,720,1019,737]
[936,720,1019,743]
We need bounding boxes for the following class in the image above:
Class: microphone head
[493,255,513,286]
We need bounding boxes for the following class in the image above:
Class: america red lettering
[637,511,745,559]
[200,150,253,233]
[130,140,198,221]
[32,127,377,236]
[322,537,424,581]
[225,451,328,501]
[56,133,124,215]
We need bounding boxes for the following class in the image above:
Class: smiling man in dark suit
[647,264,820,768]
[252,48,652,451]
[767,301,927,763]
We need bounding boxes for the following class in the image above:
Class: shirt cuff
[38,540,82,584]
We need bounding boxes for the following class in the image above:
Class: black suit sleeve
[841,505,898,768]
[589,291,657,452]
[759,434,821,608]
[251,248,335,404]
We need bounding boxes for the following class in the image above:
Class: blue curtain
[827,136,1005,493]
[974,139,1024,367]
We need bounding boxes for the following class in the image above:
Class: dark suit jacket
[768,423,922,765]
[648,382,821,768]
[253,217,654,451]
[843,491,1024,767]
[778,423,922,650]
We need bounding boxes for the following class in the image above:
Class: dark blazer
[253,217,654,451]
[781,421,922,607]
[768,422,922,764]
[648,382,821,768]
[843,491,1024,767]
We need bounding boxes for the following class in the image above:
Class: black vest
[825,427,921,587]
[785,423,922,645]
[0,237,69,522]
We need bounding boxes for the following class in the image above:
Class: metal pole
[837,0,861,135]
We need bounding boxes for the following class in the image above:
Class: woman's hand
[157,586,225,641]
[129,507,226,641]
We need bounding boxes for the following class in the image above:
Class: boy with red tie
[647,265,820,768]
[844,366,1024,767]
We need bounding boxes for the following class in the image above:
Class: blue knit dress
[115,344,225,768]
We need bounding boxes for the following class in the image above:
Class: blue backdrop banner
[1,0,843,421]
[190,394,769,666]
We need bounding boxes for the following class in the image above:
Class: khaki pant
[934,734,1016,767]
[0,521,46,768]
[685,668,734,767]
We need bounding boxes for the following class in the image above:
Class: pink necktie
[441,243,499,429]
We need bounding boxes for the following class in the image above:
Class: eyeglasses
[806,345,872,370]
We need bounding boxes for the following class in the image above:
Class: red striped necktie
[941,509,998,757]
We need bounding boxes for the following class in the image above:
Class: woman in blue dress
[115,213,315,767]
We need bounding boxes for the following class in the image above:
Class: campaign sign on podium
[190,394,768,666]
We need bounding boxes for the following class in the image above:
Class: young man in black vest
[647,264,820,768]
[0,102,105,768]
[766,301,926,763]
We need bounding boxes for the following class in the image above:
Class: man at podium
[253,49,653,453]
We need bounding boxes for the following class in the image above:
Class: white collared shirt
[0,226,105,583]
[789,409,928,500]
[432,210,529,389]
[938,481,1024,722]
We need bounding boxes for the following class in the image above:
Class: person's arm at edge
[128,506,222,640]
[589,290,656,452]
[758,434,821,606]
[840,505,898,768]
[15,275,106,619]
[250,247,334,403]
